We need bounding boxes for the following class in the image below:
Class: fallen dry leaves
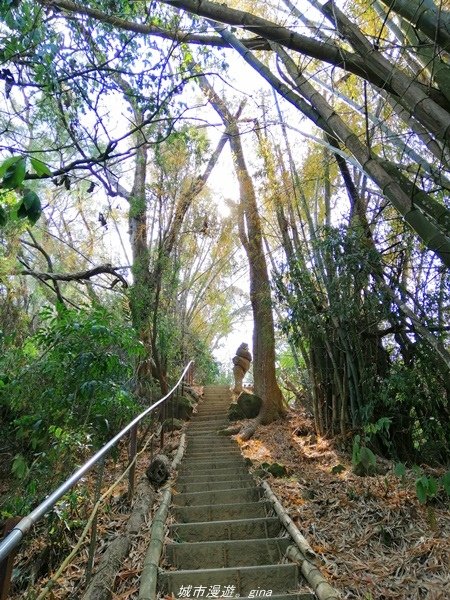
[7,391,448,600]
[236,410,450,600]
[7,427,184,600]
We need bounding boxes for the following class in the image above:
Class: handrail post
[160,399,165,449]
[127,424,138,502]
[0,518,20,600]
[86,457,105,586]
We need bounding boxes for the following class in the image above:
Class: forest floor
[4,397,449,600]
[235,408,450,600]
[6,427,184,600]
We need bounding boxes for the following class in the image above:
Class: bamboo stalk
[138,488,172,600]
[171,433,186,469]
[139,433,186,600]
[286,546,341,600]
[261,481,318,563]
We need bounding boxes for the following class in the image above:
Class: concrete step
[159,563,300,597]
[183,456,244,466]
[183,452,242,462]
[184,446,238,455]
[186,437,235,445]
[169,517,283,542]
[176,471,253,484]
[189,418,229,424]
[187,427,227,434]
[151,385,318,600]
[187,424,228,430]
[198,397,230,402]
[188,417,228,422]
[172,500,272,523]
[185,443,240,452]
[186,433,229,439]
[178,459,245,473]
[175,479,254,494]
[190,415,230,422]
[185,446,241,455]
[166,537,291,569]
[183,451,238,459]
[174,487,263,507]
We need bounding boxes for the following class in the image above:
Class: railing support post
[160,393,169,449]
[86,457,105,586]
[0,518,20,600]
[128,424,138,502]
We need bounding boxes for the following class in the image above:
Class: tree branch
[19,264,129,288]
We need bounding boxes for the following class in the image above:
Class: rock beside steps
[158,385,316,600]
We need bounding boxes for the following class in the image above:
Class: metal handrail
[0,360,194,563]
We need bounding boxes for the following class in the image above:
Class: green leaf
[416,476,429,504]
[2,156,26,189]
[394,462,406,478]
[30,157,51,177]
[11,454,28,480]
[18,189,42,223]
[17,201,28,219]
[0,156,21,178]
[22,188,40,210]
[352,434,361,465]
[412,464,422,477]
[359,446,376,469]
[427,477,438,498]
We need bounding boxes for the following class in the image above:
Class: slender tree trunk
[195,75,284,438]
[229,126,285,437]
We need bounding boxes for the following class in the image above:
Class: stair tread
[149,386,321,600]
[159,563,301,596]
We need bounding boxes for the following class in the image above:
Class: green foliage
[378,354,449,462]
[415,475,438,504]
[393,464,450,504]
[0,155,49,226]
[275,223,449,463]
[188,337,219,384]
[393,461,406,480]
[364,417,392,437]
[0,304,142,512]
[352,434,377,476]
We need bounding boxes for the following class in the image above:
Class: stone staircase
[158,385,316,600]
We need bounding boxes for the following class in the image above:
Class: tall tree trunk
[229,127,285,433]
[196,75,284,439]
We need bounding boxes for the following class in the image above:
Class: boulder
[228,392,262,421]
[162,418,184,432]
[146,454,171,487]
[172,395,195,420]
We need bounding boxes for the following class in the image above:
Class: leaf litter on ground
[235,409,449,600]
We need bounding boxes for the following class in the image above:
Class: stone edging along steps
[139,385,341,600]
